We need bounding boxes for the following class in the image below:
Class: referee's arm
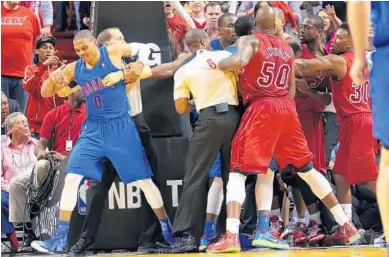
[173,78,194,115]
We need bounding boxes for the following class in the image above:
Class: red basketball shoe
[207,231,240,253]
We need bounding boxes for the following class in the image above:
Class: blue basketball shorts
[209,152,222,178]
[66,114,152,184]
[370,46,389,148]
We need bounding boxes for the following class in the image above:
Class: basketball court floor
[2,246,387,256]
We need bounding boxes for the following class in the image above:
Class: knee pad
[297,169,332,200]
[59,173,84,211]
[137,178,164,209]
[226,172,246,205]
[207,178,224,215]
[295,162,313,173]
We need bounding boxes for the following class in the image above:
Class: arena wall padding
[67,137,189,250]
[90,1,182,137]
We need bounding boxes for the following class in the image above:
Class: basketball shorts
[297,109,327,174]
[370,46,389,148]
[333,113,378,185]
[209,152,222,178]
[230,96,312,173]
[67,114,152,184]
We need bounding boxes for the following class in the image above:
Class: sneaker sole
[199,245,207,252]
[30,241,50,253]
[346,233,361,245]
[207,247,241,253]
[252,239,289,250]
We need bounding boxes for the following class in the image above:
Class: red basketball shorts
[230,97,312,173]
[333,113,378,184]
[297,109,327,174]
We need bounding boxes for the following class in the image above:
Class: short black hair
[339,22,350,34]
[234,16,255,37]
[218,13,236,28]
[305,15,325,30]
[204,2,222,13]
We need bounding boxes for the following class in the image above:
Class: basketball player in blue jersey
[31,30,175,253]
[348,1,389,247]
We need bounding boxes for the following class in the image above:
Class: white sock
[271,208,281,219]
[296,217,306,225]
[341,204,352,220]
[310,212,322,225]
[226,218,240,234]
[330,205,349,226]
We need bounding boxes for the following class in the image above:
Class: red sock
[7,232,20,248]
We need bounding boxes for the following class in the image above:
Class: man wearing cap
[23,35,66,138]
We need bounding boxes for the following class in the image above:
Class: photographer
[23,36,66,139]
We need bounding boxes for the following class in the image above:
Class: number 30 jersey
[74,46,130,121]
[332,52,371,116]
[239,32,294,106]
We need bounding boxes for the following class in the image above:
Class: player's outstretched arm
[218,35,257,71]
[150,53,191,79]
[294,55,347,80]
[347,1,371,84]
[41,62,76,97]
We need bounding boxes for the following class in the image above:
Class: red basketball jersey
[239,32,294,105]
[332,52,371,116]
[295,45,331,112]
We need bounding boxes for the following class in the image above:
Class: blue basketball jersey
[371,1,389,47]
[74,46,130,120]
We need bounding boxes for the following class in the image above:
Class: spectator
[317,5,342,53]
[189,1,206,29]
[2,112,38,246]
[23,36,66,139]
[35,94,86,165]
[165,1,189,52]
[1,1,41,112]
[297,1,322,22]
[204,2,223,40]
[1,92,21,135]
[79,1,91,30]
[238,1,270,17]
[19,1,53,36]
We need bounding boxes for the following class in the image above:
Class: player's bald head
[273,7,284,20]
[255,5,276,30]
[73,29,95,41]
[184,28,210,52]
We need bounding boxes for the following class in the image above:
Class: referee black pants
[172,105,240,241]
[80,113,161,245]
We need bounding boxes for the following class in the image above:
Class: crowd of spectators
[1,0,384,253]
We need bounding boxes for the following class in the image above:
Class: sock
[159,218,176,244]
[341,204,352,220]
[257,213,270,233]
[203,220,216,239]
[226,218,240,234]
[330,205,349,226]
[270,208,281,219]
[296,217,306,224]
[7,233,19,248]
[310,212,322,225]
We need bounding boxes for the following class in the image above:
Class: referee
[169,28,240,253]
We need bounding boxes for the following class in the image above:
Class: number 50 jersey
[332,52,371,116]
[239,32,294,106]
